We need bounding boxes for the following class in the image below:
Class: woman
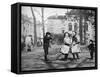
[25,35,33,52]
[60,32,72,60]
[72,32,80,60]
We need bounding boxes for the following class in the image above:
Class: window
[74,23,78,32]
[68,23,72,31]
[85,23,88,31]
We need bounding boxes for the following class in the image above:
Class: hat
[46,32,51,35]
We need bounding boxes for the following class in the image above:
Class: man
[43,32,52,61]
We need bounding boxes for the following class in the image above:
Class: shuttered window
[85,23,88,31]
[74,23,78,32]
[68,23,72,31]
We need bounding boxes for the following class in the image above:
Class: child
[43,32,52,61]
[72,32,80,60]
[88,40,95,60]
[60,32,72,60]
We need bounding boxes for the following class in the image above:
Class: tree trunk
[30,7,37,46]
[41,8,45,37]
[79,15,83,45]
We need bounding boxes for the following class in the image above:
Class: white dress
[72,41,81,53]
[25,36,32,50]
[61,37,72,54]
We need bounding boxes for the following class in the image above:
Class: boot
[60,54,68,60]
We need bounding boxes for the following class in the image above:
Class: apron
[61,37,72,54]
[72,42,81,53]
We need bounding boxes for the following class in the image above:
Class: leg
[27,44,31,52]
[65,54,68,59]
[90,51,93,60]
[60,54,68,60]
[76,53,79,59]
[44,47,48,61]
[72,53,76,59]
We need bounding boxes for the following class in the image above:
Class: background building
[46,12,95,45]
[21,14,34,43]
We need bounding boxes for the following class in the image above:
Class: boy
[43,32,52,61]
[88,40,95,60]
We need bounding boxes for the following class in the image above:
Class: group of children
[22,32,95,61]
[43,32,95,61]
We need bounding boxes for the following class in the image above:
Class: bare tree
[30,7,37,46]
[41,8,45,37]
[33,7,45,36]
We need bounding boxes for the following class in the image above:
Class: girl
[60,32,72,60]
[71,32,80,60]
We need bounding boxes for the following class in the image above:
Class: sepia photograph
[21,5,97,71]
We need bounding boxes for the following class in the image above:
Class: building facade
[46,14,95,45]
[21,14,43,46]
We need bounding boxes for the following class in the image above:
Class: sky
[21,6,69,22]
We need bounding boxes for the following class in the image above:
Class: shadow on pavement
[40,59,57,69]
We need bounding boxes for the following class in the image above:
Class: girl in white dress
[72,32,81,59]
[60,32,72,60]
[25,35,33,52]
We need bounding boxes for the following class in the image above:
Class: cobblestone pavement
[21,45,95,71]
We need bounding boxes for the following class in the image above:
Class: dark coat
[72,36,78,43]
[88,43,95,52]
[43,36,52,49]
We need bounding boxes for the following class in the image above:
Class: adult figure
[25,35,33,52]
